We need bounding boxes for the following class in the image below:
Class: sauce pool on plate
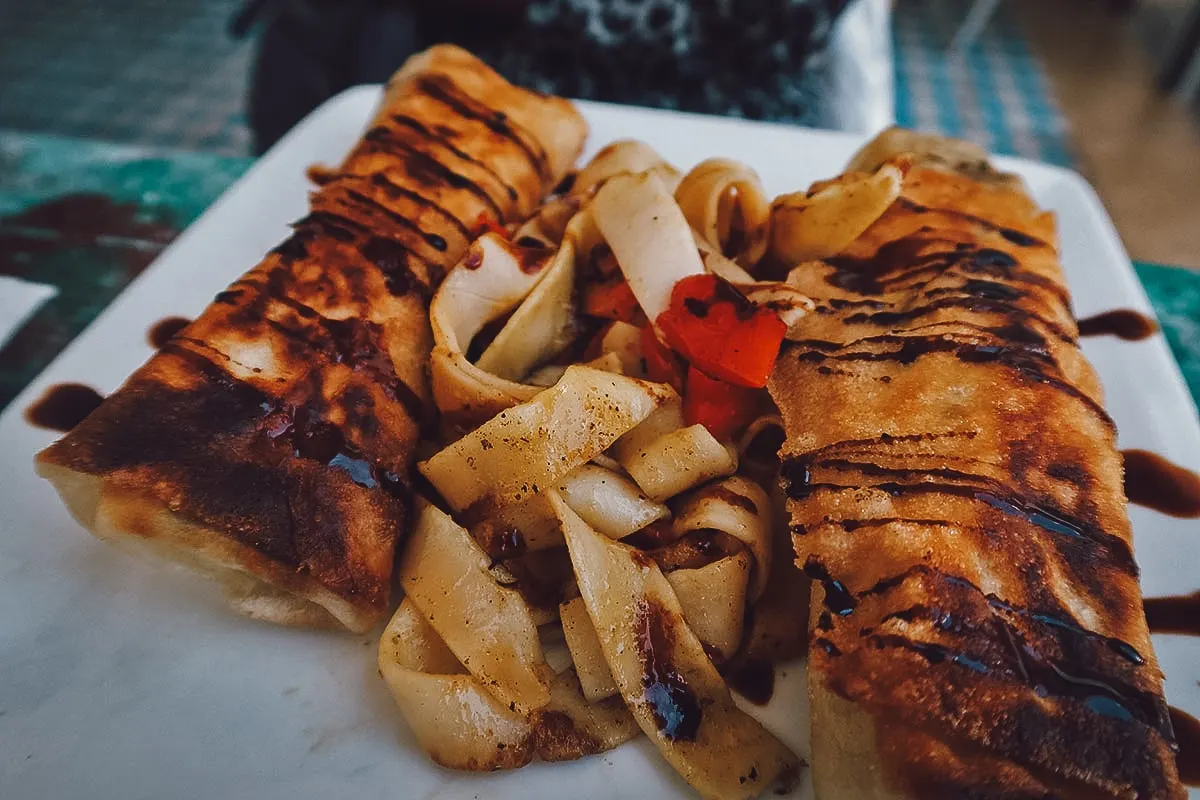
[1122,449,1200,518]
[1144,592,1200,638]
[24,383,105,433]
[1077,309,1158,341]
[147,316,192,349]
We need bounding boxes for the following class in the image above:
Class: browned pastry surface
[769,136,1183,798]
[36,45,586,633]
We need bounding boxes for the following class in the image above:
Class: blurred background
[1,0,1197,263]
[1,0,1199,407]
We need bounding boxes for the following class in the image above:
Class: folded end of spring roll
[36,45,587,633]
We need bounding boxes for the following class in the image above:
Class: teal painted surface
[0,131,252,408]
[1134,261,1200,406]
[0,131,252,223]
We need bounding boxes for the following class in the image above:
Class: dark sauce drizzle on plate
[147,316,192,349]
[25,383,105,433]
[1077,309,1158,341]
[1122,449,1200,518]
[1143,592,1200,637]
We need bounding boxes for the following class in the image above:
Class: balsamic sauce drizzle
[634,599,703,741]
[783,456,1136,572]
[389,113,521,202]
[1077,309,1158,341]
[24,383,105,433]
[804,558,1165,731]
[787,189,1193,783]
[147,316,191,349]
[1143,592,1200,637]
[1122,449,1200,518]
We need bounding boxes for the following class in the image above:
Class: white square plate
[1,88,1197,799]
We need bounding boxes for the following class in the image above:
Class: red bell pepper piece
[683,366,762,441]
[640,324,685,392]
[474,211,509,239]
[582,278,643,323]
[656,274,786,389]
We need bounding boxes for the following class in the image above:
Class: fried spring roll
[768,129,1184,798]
[35,45,587,633]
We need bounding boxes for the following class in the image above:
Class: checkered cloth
[893,0,1074,166]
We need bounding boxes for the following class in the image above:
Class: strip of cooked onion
[738,414,784,462]
[558,464,669,540]
[615,420,738,502]
[380,600,640,768]
[421,365,676,519]
[378,598,536,770]
[430,233,547,434]
[665,552,752,663]
[695,235,758,284]
[736,478,810,665]
[476,239,576,381]
[399,502,551,715]
[512,194,581,248]
[574,139,682,196]
[738,282,814,331]
[673,477,772,600]
[536,668,641,761]
[598,320,646,378]
[675,158,771,268]
[553,493,801,799]
[769,157,909,263]
[592,171,705,322]
[526,350,623,389]
[560,596,620,702]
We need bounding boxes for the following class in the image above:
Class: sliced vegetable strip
[682,366,762,442]
[656,275,786,389]
[553,493,801,800]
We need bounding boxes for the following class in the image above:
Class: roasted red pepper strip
[474,211,510,239]
[582,278,642,323]
[640,324,685,392]
[655,274,787,388]
[683,366,761,441]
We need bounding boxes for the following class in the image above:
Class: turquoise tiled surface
[1133,262,1200,407]
[0,130,1197,412]
[893,0,1074,167]
[0,132,252,408]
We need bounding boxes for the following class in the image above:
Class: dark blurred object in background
[236,0,851,154]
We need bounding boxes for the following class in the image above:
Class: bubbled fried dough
[36,45,587,633]
[769,147,1184,798]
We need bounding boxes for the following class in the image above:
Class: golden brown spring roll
[768,129,1184,798]
[35,45,586,633]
